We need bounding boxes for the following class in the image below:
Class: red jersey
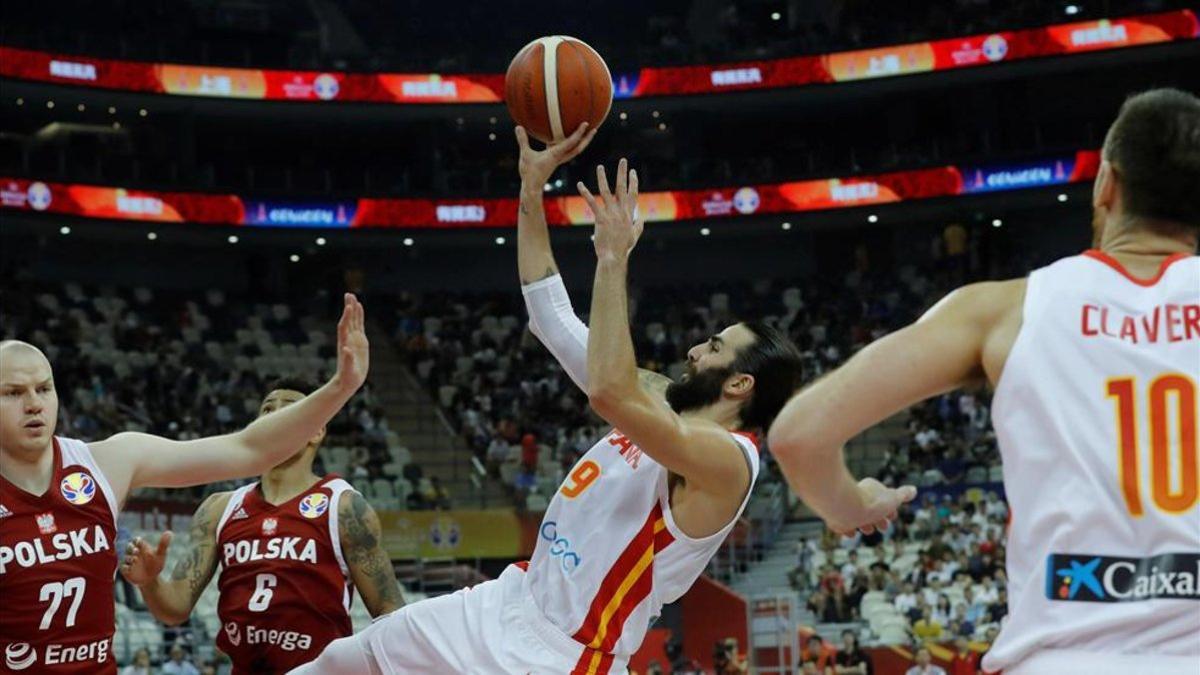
[0,437,119,674]
[214,476,356,674]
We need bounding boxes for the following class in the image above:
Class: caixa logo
[1047,552,1200,603]
[540,521,582,573]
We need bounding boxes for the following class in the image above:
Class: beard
[665,364,732,413]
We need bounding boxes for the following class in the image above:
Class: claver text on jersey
[1080,302,1200,345]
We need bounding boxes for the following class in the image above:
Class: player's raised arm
[338,491,405,616]
[120,492,230,625]
[767,280,1025,535]
[92,294,369,496]
[579,160,749,494]
[516,122,595,285]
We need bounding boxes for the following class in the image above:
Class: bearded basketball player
[0,294,369,674]
[119,376,404,674]
[292,131,804,673]
[768,89,1200,675]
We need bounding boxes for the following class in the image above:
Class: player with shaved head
[0,295,370,675]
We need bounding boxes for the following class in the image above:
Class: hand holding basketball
[515,122,597,186]
[577,158,643,261]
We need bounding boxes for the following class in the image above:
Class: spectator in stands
[424,476,452,510]
[714,637,749,674]
[987,589,1007,624]
[834,630,871,674]
[120,648,152,675]
[799,636,834,674]
[841,550,861,587]
[912,607,943,642]
[161,644,199,675]
[906,647,948,675]
[948,637,980,675]
[931,595,953,626]
[894,581,919,615]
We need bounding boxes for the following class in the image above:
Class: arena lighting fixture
[1065,4,1081,15]
[139,109,147,117]
[992,218,1003,228]
[227,235,239,244]
[403,237,414,246]
[658,122,667,131]
[289,254,300,262]
[652,110,660,118]
[112,122,121,130]
[700,227,711,236]
[315,237,327,246]
[619,111,628,120]
[868,214,879,223]
[544,183,552,192]
[488,132,496,141]
[781,222,792,230]
[59,226,71,235]
[77,103,85,112]
[46,100,55,109]
[771,11,782,21]
[147,232,158,241]
[15,98,23,105]
[108,106,116,114]
[1058,193,1069,202]
[488,116,497,124]
[495,236,506,245]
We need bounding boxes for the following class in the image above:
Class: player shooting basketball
[0,294,369,675]
[768,89,1200,675]
[293,127,804,674]
[119,375,404,674]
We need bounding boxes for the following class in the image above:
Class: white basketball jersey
[985,250,1200,672]
[525,428,759,658]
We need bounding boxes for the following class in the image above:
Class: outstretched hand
[515,123,597,186]
[829,479,917,538]
[577,158,644,262]
[120,531,172,587]
[332,293,369,395]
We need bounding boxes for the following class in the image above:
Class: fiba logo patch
[5,643,37,671]
[733,187,760,214]
[299,493,329,519]
[26,182,51,211]
[225,622,242,647]
[60,472,96,505]
[313,74,339,100]
[982,34,1009,62]
[262,517,278,536]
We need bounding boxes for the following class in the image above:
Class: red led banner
[0,11,1193,103]
[0,150,1100,229]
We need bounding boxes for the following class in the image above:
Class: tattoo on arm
[341,492,405,615]
[170,493,224,606]
[638,368,672,398]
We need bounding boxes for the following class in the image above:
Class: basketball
[505,36,613,145]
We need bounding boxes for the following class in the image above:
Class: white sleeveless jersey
[986,251,1200,672]
[525,427,759,658]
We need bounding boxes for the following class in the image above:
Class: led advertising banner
[1,11,1193,103]
[0,150,1099,229]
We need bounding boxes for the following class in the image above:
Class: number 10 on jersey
[1107,374,1198,516]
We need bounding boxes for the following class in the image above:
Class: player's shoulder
[336,487,374,518]
[196,490,235,521]
[925,278,1026,324]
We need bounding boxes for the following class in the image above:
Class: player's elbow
[767,417,824,464]
[587,387,622,419]
[157,608,191,626]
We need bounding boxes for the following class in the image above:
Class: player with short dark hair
[119,375,403,674]
[769,88,1200,675]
